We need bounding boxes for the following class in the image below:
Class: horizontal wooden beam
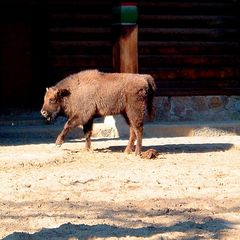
[141,67,240,80]
[139,55,239,67]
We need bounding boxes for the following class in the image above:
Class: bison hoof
[124,146,135,154]
[135,151,141,156]
[84,147,92,152]
[124,148,132,154]
[55,139,63,146]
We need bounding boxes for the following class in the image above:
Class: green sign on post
[112,2,138,25]
[112,2,138,73]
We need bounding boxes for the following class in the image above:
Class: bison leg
[83,119,93,150]
[56,117,79,146]
[124,127,136,154]
[133,126,143,156]
[122,111,143,155]
[124,103,145,155]
[122,113,135,154]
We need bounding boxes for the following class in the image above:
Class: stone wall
[154,96,240,122]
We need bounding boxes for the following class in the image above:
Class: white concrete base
[102,115,129,138]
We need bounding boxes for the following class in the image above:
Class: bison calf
[41,69,156,155]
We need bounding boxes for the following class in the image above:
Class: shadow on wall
[0,109,240,148]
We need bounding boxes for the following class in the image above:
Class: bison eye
[49,98,56,104]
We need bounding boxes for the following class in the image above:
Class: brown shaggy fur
[41,69,156,155]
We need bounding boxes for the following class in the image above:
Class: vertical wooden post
[112,2,138,73]
[106,2,138,136]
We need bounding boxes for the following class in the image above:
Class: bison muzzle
[41,69,156,155]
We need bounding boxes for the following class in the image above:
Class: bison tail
[146,76,157,120]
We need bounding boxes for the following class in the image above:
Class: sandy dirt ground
[0,135,240,240]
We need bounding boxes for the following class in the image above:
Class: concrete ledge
[93,121,240,138]
[143,121,240,138]
[0,116,240,140]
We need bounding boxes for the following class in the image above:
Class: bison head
[41,87,70,122]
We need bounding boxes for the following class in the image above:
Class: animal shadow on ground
[95,142,233,155]
[3,217,232,240]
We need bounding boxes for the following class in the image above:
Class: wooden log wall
[49,0,240,96]
[138,0,240,96]
[2,0,238,97]
[48,0,240,96]
[47,1,112,82]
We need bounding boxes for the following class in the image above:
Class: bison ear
[57,88,71,98]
